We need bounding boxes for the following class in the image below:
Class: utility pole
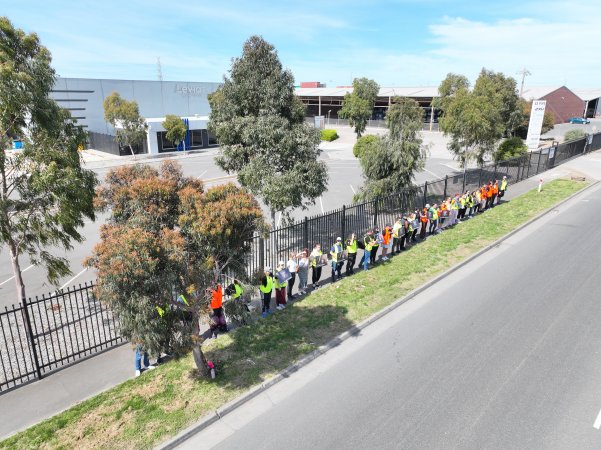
[157,57,163,82]
[517,68,530,97]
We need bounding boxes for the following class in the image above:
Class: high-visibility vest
[407,219,413,233]
[330,243,343,262]
[364,235,374,251]
[430,207,438,220]
[493,184,499,195]
[460,197,466,208]
[347,239,358,254]
[383,229,391,245]
[310,249,322,267]
[393,222,402,238]
[232,283,243,299]
[275,276,286,289]
[259,276,273,294]
[451,198,459,210]
[210,285,223,309]
[501,179,508,190]
[487,187,493,198]
[467,195,474,207]
[421,209,428,223]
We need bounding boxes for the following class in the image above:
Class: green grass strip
[1,179,587,450]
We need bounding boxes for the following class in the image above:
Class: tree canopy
[339,77,380,138]
[0,16,97,304]
[163,114,187,151]
[355,97,427,200]
[208,35,327,227]
[103,92,147,156]
[434,69,521,166]
[88,160,266,373]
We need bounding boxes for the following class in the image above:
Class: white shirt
[287,259,298,272]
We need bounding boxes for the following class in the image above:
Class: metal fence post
[21,299,42,380]
[258,237,265,271]
[341,205,346,241]
[373,197,379,228]
[536,150,542,174]
[303,217,309,251]
[423,182,428,206]
[526,152,533,178]
[443,175,448,199]
[462,169,466,193]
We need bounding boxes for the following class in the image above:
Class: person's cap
[265,266,271,272]
[336,237,342,241]
[503,175,507,179]
[426,203,430,208]
[278,260,285,266]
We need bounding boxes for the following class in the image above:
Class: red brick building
[521,86,585,124]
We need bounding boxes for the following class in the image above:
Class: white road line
[350,184,356,194]
[60,268,88,290]
[423,168,441,178]
[594,407,601,429]
[0,264,34,287]
[198,169,208,179]
[319,196,325,214]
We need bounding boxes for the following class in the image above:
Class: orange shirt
[493,184,499,195]
[487,186,493,198]
[383,227,391,245]
[210,285,223,309]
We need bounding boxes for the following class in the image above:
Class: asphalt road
[180,182,601,449]
[0,130,459,306]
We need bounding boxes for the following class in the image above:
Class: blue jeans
[135,348,150,371]
[363,249,370,270]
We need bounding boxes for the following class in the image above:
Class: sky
[2,0,600,88]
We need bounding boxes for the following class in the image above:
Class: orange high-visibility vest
[210,285,223,309]
[493,184,499,195]
[383,228,391,245]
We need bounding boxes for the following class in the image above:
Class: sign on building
[526,100,547,151]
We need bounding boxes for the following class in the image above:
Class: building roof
[572,88,601,101]
[519,86,564,100]
[295,86,439,98]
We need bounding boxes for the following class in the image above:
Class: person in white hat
[330,237,344,282]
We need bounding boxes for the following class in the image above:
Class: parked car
[569,117,590,124]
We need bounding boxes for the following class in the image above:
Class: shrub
[494,137,527,163]
[320,129,339,141]
[564,129,586,142]
[353,134,379,158]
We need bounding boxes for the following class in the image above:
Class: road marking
[202,175,237,183]
[60,268,88,290]
[319,196,324,214]
[349,184,356,194]
[423,168,441,178]
[0,264,34,286]
[198,169,208,179]
[594,407,601,429]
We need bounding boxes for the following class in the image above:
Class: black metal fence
[1,132,599,394]
[0,282,123,393]
[248,132,601,274]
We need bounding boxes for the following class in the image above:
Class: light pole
[328,110,331,126]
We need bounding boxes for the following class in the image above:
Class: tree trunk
[129,144,136,160]
[191,315,210,377]
[270,208,277,230]
[9,240,26,305]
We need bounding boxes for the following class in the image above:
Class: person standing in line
[486,182,494,209]
[380,225,392,260]
[491,180,499,207]
[480,185,487,212]
[371,227,382,264]
[392,217,403,254]
[451,193,460,225]
[420,206,429,240]
[274,261,287,310]
[330,237,345,281]
[411,211,419,242]
[499,176,508,201]
[427,204,437,235]
[310,243,323,289]
[360,229,375,271]
[346,233,358,276]
[399,216,408,250]
[209,283,227,336]
[297,249,310,295]
[286,252,298,300]
[439,200,448,229]
[259,267,274,318]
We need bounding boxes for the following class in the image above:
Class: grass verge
[1,179,588,450]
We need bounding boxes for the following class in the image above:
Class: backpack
[357,238,365,250]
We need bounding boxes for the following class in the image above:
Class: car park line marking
[198,169,208,179]
[350,184,356,194]
[60,268,88,290]
[0,264,35,287]
[423,168,441,178]
[594,407,601,430]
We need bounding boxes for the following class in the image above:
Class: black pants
[331,261,343,281]
[399,234,406,250]
[287,273,296,298]
[312,266,322,285]
[411,229,418,241]
[370,245,379,264]
[262,292,271,312]
[429,220,437,234]
[491,194,497,207]
[420,222,427,239]
[346,253,356,274]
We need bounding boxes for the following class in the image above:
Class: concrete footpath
[1,150,600,440]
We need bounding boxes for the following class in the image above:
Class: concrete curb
[158,179,598,450]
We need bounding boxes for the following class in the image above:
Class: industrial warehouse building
[50,77,599,156]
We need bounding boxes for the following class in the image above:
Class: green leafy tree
[355,97,427,200]
[0,17,97,305]
[353,134,379,159]
[493,137,527,162]
[103,92,147,157]
[434,69,520,166]
[88,161,266,375]
[163,114,187,152]
[208,35,328,228]
[339,77,380,138]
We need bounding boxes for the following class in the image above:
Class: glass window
[208,130,218,146]
[190,130,203,149]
